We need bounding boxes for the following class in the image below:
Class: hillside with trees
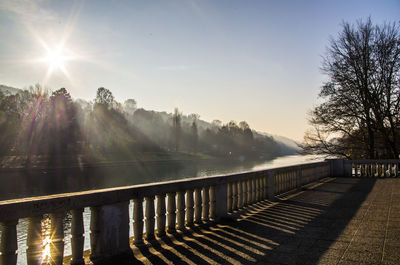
[0,85,298,169]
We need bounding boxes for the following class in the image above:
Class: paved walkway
[129,178,400,265]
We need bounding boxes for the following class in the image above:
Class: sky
[0,0,399,141]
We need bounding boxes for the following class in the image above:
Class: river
[0,154,323,264]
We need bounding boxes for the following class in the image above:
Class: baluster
[292,172,296,189]
[202,186,210,222]
[377,163,382,177]
[247,180,251,205]
[156,194,166,237]
[237,181,243,209]
[261,176,265,199]
[50,212,65,265]
[263,176,268,200]
[254,178,258,202]
[145,196,155,241]
[252,178,256,202]
[209,186,216,221]
[283,174,286,192]
[242,180,247,207]
[287,173,290,189]
[89,207,101,262]
[133,198,144,244]
[167,193,176,233]
[70,209,84,265]
[186,190,194,227]
[176,191,186,231]
[227,183,232,212]
[26,216,42,265]
[194,188,202,224]
[231,182,237,211]
[391,163,395,176]
[0,220,18,265]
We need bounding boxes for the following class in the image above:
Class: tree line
[0,85,283,167]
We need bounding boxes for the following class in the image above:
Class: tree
[189,114,200,153]
[94,87,114,108]
[304,18,400,159]
[172,108,182,151]
[47,88,80,166]
[123,99,137,115]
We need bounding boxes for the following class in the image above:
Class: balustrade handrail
[0,159,333,265]
[0,161,328,222]
[348,159,400,163]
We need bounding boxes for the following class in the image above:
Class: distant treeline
[0,85,290,167]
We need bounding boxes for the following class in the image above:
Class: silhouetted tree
[304,18,400,159]
[123,99,137,115]
[172,108,182,151]
[189,114,200,153]
[95,87,114,108]
[47,88,80,166]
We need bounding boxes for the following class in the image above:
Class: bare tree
[304,18,400,159]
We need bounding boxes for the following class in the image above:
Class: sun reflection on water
[41,217,52,264]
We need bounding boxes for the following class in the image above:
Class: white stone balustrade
[0,159,380,265]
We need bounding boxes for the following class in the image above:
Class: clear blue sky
[0,0,399,141]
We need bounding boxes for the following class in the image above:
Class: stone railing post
[156,194,166,237]
[263,176,268,200]
[214,182,228,221]
[145,196,155,241]
[267,171,276,201]
[185,190,194,227]
[167,193,176,233]
[194,188,202,224]
[231,182,238,211]
[90,202,131,264]
[296,168,302,191]
[26,216,42,265]
[202,187,210,222]
[247,180,251,205]
[209,186,216,221]
[237,182,243,209]
[0,220,18,265]
[227,183,232,212]
[50,212,65,265]
[251,178,256,203]
[70,209,85,265]
[242,180,248,206]
[133,198,144,245]
[176,191,185,231]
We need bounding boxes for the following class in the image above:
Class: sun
[44,49,67,71]
[38,43,73,82]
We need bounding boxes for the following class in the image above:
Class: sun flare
[38,42,74,82]
[44,49,66,71]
